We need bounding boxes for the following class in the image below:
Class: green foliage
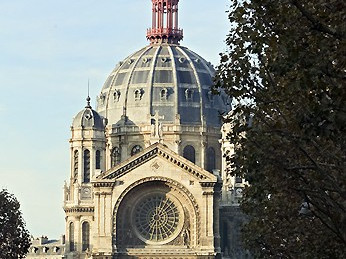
[0,189,31,258]
[215,0,346,258]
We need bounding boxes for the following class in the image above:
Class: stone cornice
[92,181,115,188]
[104,148,158,180]
[98,143,217,182]
[200,182,217,188]
[64,206,94,213]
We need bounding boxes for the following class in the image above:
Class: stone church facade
[27,1,248,258]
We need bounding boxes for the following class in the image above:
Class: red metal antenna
[147,0,183,45]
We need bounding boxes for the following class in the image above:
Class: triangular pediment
[96,143,217,182]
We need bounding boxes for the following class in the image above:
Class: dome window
[99,93,106,104]
[134,89,143,101]
[131,145,143,156]
[128,59,134,64]
[195,58,200,63]
[161,57,168,63]
[179,57,186,63]
[142,57,149,63]
[113,90,121,102]
[84,112,92,120]
[160,88,168,100]
[185,89,194,101]
[207,90,214,105]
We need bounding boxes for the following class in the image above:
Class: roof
[96,44,230,127]
[72,106,105,129]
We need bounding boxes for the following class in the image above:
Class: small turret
[64,96,106,255]
[72,96,106,130]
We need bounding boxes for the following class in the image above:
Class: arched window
[134,89,142,101]
[96,150,101,169]
[113,90,121,102]
[73,150,79,179]
[206,147,216,172]
[183,145,195,163]
[131,145,143,156]
[160,88,168,100]
[69,222,74,252]
[111,147,121,167]
[83,149,90,183]
[82,222,90,251]
[185,89,193,101]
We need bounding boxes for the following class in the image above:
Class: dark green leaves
[216,0,346,257]
[0,189,30,258]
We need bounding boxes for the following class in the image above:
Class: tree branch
[290,0,345,40]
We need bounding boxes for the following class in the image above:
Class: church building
[27,1,247,258]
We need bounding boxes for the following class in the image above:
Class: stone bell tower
[63,96,106,257]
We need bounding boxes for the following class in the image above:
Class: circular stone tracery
[133,194,180,242]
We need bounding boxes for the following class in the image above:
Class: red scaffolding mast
[147,0,183,45]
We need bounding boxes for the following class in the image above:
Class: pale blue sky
[0,0,230,239]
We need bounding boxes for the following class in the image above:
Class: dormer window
[185,89,194,101]
[99,93,106,104]
[113,90,121,102]
[207,90,214,104]
[160,88,168,100]
[84,112,92,120]
[134,89,143,101]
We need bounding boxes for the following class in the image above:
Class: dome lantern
[147,0,183,45]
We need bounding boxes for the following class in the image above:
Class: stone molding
[64,206,94,213]
[99,143,216,182]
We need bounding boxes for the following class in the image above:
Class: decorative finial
[86,79,91,108]
[147,0,183,45]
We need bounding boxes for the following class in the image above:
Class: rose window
[133,194,180,242]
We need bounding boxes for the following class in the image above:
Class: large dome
[96,44,229,127]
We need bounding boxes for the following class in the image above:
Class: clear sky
[0,0,230,239]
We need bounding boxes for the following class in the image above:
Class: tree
[0,189,31,258]
[215,0,345,258]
